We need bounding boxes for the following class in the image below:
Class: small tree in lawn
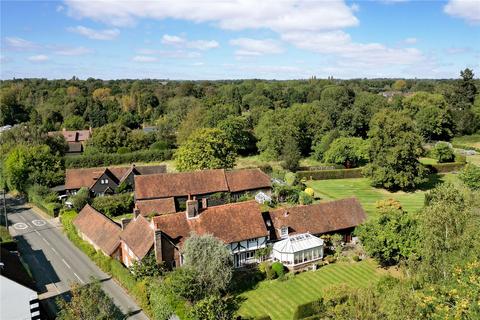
[432,142,455,163]
[182,233,233,297]
[57,280,123,320]
[281,135,301,172]
[175,128,237,171]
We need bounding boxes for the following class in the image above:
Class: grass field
[452,134,480,149]
[238,260,380,320]
[306,174,457,219]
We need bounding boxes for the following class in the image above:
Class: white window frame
[280,226,288,238]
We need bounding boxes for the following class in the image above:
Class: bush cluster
[65,149,173,168]
[27,184,61,216]
[258,261,286,280]
[296,168,363,180]
[91,193,134,218]
[425,162,466,173]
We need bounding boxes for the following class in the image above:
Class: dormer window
[280,226,288,238]
[101,179,109,185]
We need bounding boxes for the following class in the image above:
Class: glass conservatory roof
[273,233,324,253]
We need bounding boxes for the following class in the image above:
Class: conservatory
[272,233,324,270]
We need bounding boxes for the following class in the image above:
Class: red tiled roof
[120,215,154,260]
[48,130,91,142]
[65,165,166,190]
[73,204,121,255]
[269,198,367,239]
[136,198,176,217]
[225,168,271,192]
[135,168,272,200]
[152,200,268,246]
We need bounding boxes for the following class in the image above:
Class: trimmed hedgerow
[425,162,465,173]
[91,193,134,218]
[65,149,173,168]
[297,168,363,180]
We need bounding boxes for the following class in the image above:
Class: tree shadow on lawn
[416,173,447,191]
[229,267,265,295]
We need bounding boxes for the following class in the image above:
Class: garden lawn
[306,174,457,219]
[238,260,380,320]
[452,134,480,149]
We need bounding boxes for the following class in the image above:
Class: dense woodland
[1,71,480,319]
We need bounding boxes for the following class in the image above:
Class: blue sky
[1,0,479,79]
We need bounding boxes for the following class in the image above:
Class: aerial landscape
[1,0,480,319]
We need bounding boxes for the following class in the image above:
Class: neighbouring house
[73,204,122,259]
[48,128,92,154]
[272,233,324,271]
[134,168,272,216]
[1,247,40,320]
[266,197,367,243]
[65,164,166,196]
[119,212,154,268]
[151,200,269,268]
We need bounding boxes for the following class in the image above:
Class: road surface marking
[13,222,28,230]
[73,272,84,284]
[26,222,32,227]
[19,215,27,222]
[32,219,46,227]
[62,259,72,269]
[51,247,59,255]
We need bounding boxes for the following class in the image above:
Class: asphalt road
[6,197,148,320]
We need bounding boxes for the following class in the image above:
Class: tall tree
[364,109,426,191]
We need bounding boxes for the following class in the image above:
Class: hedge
[452,143,480,153]
[27,185,61,217]
[293,300,323,319]
[65,149,173,168]
[426,162,466,173]
[60,210,152,316]
[297,168,363,180]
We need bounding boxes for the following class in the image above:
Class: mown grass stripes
[238,260,380,320]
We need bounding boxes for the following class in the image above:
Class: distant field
[306,174,458,219]
[453,134,480,149]
[238,260,380,320]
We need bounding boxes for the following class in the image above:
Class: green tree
[0,87,30,125]
[217,116,255,155]
[323,137,369,168]
[175,128,237,171]
[357,199,418,266]
[281,135,301,171]
[182,233,233,297]
[458,164,480,190]
[392,79,407,91]
[86,123,131,153]
[346,92,387,138]
[432,142,455,163]
[311,129,346,161]
[165,266,203,303]
[130,252,164,280]
[189,295,237,320]
[62,115,86,130]
[57,280,123,320]
[363,109,427,191]
[415,106,454,141]
[402,92,447,116]
[70,187,90,211]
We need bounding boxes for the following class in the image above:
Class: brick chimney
[186,198,199,219]
[154,230,163,264]
[201,197,208,209]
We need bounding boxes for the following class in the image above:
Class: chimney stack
[120,218,132,230]
[154,230,163,264]
[201,197,208,209]
[186,198,199,219]
[133,207,140,219]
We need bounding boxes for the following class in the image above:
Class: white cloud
[54,46,93,56]
[67,25,120,40]
[64,0,358,31]
[4,37,38,50]
[132,55,158,62]
[403,37,418,44]
[444,0,480,24]
[230,38,283,56]
[161,34,219,50]
[445,47,471,54]
[56,5,65,12]
[28,55,49,62]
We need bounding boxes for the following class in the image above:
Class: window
[280,226,288,238]
[245,251,255,260]
[101,179,109,185]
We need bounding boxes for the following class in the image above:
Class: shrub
[455,154,467,163]
[297,168,363,180]
[70,187,90,211]
[91,193,134,217]
[459,164,480,190]
[27,184,61,217]
[304,187,315,197]
[116,147,130,154]
[274,185,302,204]
[65,149,173,168]
[150,141,169,151]
[432,142,455,163]
[271,262,285,278]
[352,255,361,262]
[299,191,314,205]
[284,172,297,186]
[325,255,337,264]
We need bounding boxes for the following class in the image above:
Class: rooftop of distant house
[48,128,92,142]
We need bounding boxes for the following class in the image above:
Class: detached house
[134,168,272,216]
[66,164,166,196]
[48,128,92,154]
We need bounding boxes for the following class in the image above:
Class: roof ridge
[83,204,121,229]
[221,169,230,192]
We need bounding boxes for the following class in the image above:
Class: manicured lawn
[452,134,480,149]
[238,260,380,320]
[306,174,457,219]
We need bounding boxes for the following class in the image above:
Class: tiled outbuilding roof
[136,198,176,217]
[120,215,154,260]
[268,198,367,240]
[73,204,122,255]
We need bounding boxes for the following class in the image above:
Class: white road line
[73,272,84,284]
[19,215,27,222]
[51,247,59,255]
[62,259,72,269]
[26,222,32,227]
